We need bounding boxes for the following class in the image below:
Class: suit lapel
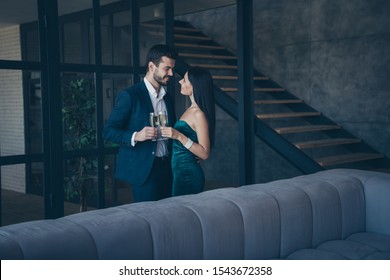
[139,81,154,113]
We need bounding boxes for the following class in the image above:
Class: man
[103,44,177,202]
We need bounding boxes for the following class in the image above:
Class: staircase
[145,20,390,173]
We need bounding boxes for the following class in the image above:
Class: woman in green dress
[161,67,215,196]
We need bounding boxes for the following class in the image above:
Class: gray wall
[177,0,390,187]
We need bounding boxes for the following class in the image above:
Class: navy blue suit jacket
[103,80,176,187]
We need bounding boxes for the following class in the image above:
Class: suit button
[152,151,155,155]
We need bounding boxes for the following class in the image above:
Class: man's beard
[153,71,169,86]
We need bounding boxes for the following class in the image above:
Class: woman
[161,67,215,196]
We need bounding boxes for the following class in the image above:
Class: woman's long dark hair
[188,67,216,147]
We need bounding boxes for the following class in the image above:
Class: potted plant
[62,78,97,212]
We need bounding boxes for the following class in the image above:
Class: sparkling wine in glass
[158,111,168,127]
[158,111,168,140]
[149,112,159,141]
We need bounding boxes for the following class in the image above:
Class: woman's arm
[161,110,210,160]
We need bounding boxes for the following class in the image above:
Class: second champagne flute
[158,111,168,140]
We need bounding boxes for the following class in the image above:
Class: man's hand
[134,126,158,142]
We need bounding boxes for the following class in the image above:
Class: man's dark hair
[145,44,177,68]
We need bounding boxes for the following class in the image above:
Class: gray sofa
[0,168,389,260]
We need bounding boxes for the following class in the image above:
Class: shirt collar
[144,77,166,99]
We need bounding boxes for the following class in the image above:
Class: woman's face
[179,72,193,96]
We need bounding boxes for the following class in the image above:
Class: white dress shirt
[131,77,169,157]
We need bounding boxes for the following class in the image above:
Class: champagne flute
[149,112,159,141]
[158,110,168,127]
[158,111,168,140]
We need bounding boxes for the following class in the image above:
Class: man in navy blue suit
[103,44,177,202]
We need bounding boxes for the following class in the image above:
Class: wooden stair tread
[316,153,384,167]
[213,75,269,80]
[275,125,341,134]
[147,31,210,41]
[190,63,238,69]
[175,34,212,40]
[216,76,269,81]
[257,112,321,119]
[179,52,237,59]
[254,76,269,80]
[175,43,225,50]
[256,88,285,92]
[294,138,361,149]
[255,99,303,104]
[221,87,284,92]
[174,26,199,32]
[142,23,199,32]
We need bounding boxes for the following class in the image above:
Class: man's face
[152,56,175,86]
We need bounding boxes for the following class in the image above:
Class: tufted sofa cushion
[287,232,390,260]
[0,219,97,259]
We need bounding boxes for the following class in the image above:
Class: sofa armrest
[364,175,390,235]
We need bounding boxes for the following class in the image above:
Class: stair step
[142,23,199,33]
[174,26,199,32]
[274,125,341,134]
[257,112,321,119]
[175,43,225,50]
[179,52,237,60]
[213,75,269,80]
[175,34,212,40]
[191,63,238,69]
[294,138,361,149]
[146,30,210,41]
[255,99,303,105]
[221,87,285,92]
[316,153,384,167]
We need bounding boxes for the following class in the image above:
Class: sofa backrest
[0,169,388,260]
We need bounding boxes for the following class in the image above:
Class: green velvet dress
[171,120,205,196]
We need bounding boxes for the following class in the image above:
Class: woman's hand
[160,127,179,139]
[161,125,210,160]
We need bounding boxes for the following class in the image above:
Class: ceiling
[0,0,235,28]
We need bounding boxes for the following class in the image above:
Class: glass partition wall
[0,0,43,225]
[1,0,243,226]
[0,0,167,225]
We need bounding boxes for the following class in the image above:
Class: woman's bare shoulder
[192,107,206,119]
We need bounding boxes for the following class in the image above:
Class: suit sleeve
[103,90,134,146]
